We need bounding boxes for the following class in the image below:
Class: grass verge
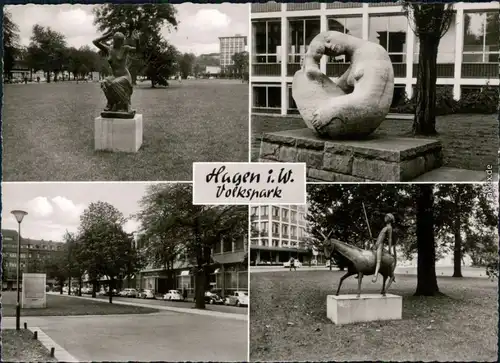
[2,329,58,362]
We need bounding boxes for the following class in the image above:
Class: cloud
[189,9,231,30]
[51,196,86,221]
[26,197,54,218]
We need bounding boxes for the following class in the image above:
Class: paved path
[2,311,247,362]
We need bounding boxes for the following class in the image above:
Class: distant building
[250,205,309,264]
[205,66,221,75]
[1,229,64,290]
[219,34,248,72]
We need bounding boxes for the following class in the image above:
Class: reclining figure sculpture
[320,231,396,297]
[292,30,394,139]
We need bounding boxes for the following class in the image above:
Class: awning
[180,270,190,276]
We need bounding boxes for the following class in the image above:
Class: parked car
[62,286,69,294]
[99,288,118,296]
[81,286,92,294]
[283,260,302,268]
[225,291,249,307]
[163,290,184,301]
[205,291,224,305]
[119,288,138,298]
[137,289,155,299]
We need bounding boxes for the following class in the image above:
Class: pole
[16,221,21,330]
[362,202,373,250]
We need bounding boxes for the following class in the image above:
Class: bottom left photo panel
[1,182,249,363]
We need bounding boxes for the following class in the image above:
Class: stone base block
[327,294,402,325]
[95,114,143,152]
[259,128,442,182]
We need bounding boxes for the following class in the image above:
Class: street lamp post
[11,209,28,331]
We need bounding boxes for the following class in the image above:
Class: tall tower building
[219,34,248,72]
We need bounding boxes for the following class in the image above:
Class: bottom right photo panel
[249,183,498,362]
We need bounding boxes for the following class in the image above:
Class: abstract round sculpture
[93,31,137,119]
[292,31,395,139]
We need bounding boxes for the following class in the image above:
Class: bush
[390,84,499,115]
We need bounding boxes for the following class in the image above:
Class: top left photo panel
[3,4,250,182]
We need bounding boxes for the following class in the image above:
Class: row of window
[252,12,499,64]
[213,236,247,254]
[252,238,306,249]
[251,221,307,239]
[4,252,47,259]
[252,84,495,109]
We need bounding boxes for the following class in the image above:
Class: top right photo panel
[250,2,499,183]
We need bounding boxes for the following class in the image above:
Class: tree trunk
[415,185,440,296]
[78,277,83,296]
[109,279,114,304]
[413,34,439,136]
[67,277,71,295]
[92,280,97,298]
[194,268,206,309]
[453,193,463,277]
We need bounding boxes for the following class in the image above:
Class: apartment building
[2,229,64,289]
[250,205,309,264]
[250,1,499,115]
[219,34,248,71]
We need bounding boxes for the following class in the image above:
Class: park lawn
[2,329,58,362]
[2,79,248,181]
[250,270,498,362]
[1,292,159,316]
[251,113,497,172]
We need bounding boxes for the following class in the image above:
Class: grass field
[251,113,497,172]
[1,291,159,316]
[3,79,248,181]
[250,270,498,362]
[2,329,58,362]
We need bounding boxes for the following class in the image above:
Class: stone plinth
[259,128,442,182]
[95,114,143,152]
[327,294,402,325]
[22,273,47,309]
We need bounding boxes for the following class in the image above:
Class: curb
[29,326,79,362]
[48,293,247,321]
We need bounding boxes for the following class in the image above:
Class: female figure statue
[93,31,137,117]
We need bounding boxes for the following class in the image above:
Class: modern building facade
[136,234,248,297]
[2,229,64,289]
[250,1,499,115]
[250,205,310,264]
[219,34,248,71]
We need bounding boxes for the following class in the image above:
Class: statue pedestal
[94,114,143,153]
[327,294,402,325]
[259,128,442,182]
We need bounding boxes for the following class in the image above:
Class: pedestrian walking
[289,257,297,272]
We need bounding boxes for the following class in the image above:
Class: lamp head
[11,210,28,223]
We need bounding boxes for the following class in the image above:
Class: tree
[434,184,497,278]
[403,3,454,135]
[3,10,20,81]
[179,52,196,79]
[45,250,69,294]
[93,4,178,86]
[77,201,137,303]
[232,51,249,79]
[144,41,179,87]
[414,184,440,296]
[28,24,67,82]
[136,184,247,309]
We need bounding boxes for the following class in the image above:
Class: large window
[413,13,456,64]
[328,16,363,63]
[369,15,407,63]
[288,18,321,63]
[253,85,282,109]
[463,12,499,63]
[253,20,282,63]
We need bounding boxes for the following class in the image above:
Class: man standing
[289,257,297,272]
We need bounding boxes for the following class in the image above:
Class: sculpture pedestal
[94,114,143,153]
[327,294,402,325]
[259,128,442,182]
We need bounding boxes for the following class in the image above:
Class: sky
[1,182,164,242]
[6,3,249,55]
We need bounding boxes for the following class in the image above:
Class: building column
[256,249,261,263]
[320,4,328,75]
[220,264,226,298]
[280,11,288,115]
[362,4,369,41]
[453,8,464,100]
[406,12,415,99]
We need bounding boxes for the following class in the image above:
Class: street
[2,311,247,362]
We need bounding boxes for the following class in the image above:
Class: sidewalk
[47,292,247,321]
